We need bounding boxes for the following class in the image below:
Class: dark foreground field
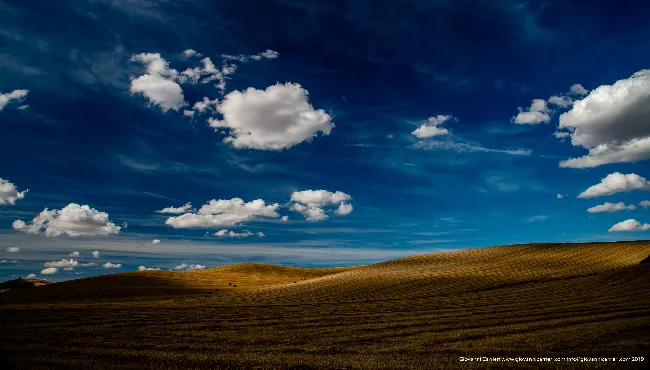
[1,242,649,369]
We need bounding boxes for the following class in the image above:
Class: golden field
[1,241,649,369]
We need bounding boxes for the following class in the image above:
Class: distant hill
[0,277,51,292]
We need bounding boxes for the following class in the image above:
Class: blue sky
[1,0,650,281]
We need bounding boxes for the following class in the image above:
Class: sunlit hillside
[1,241,649,369]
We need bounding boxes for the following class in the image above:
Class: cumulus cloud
[138,265,160,271]
[512,99,550,124]
[608,219,650,232]
[290,190,353,221]
[43,259,94,269]
[548,95,573,108]
[411,115,454,138]
[129,53,187,112]
[12,203,121,237]
[214,229,257,238]
[130,74,186,112]
[40,267,57,275]
[69,251,80,257]
[152,239,161,244]
[0,89,28,111]
[587,202,637,213]
[558,70,650,168]
[0,178,28,206]
[639,200,650,208]
[207,83,334,150]
[92,250,100,258]
[165,198,280,229]
[556,194,564,199]
[156,202,193,214]
[578,172,650,198]
[183,49,201,58]
[526,215,548,222]
[569,83,589,96]
[103,262,122,269]
[131,49,279,112]
[192,97,220,113]
[215,229,265,238]
[7,246,19,253]
[172,263,205,271]
[335,202,353,215]
[554,131,571,139]
[25,274,36,279]
[281,215,289,222]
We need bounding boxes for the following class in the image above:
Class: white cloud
[183,49,201,58]
[558,70,650,168]
[291,190,351,206]
[25,274,36,279]
[554,131,571,139]
[156,202,193,214]
[222,49,280,62]
[44,259,79,268]
[556,194,564,199]
[40,267,57,275]
[257,232,265,237]
[291,203,328,221]
[13,203,121,237]
[92,250,100,258]
[569,83,589,96]
[290,190,352,221]
[512,99,550,124]
[172,263,205,271]
[0,178,28,206]
[208,83,334,150]
[129,53,186,112]
[411,115,453,139]
[639,200,650,208]
[183,110,195,118]
[152,239,161,244]
[0,89,28,111]
[130,74,186,112]
[412,140,531,156]
[165,198,280,229]
[103,262,122,269]
[281,215,289,222]
[587,202,637,213]
[138,265,160,271]
[548,95,573,108]
[192,97,220,113]
[526,215,548,222]
[69,251,80,257]
[0,260,18,264]
[7,246,19,253]
[608,219,650,232]
[578,172,650,198]
[335,202,353,215]
[214,229,256,238]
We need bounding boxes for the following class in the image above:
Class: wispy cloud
[412,140,531,156]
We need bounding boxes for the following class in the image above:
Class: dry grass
[1,242,649,369]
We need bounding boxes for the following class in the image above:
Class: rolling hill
[1,241,649,369]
